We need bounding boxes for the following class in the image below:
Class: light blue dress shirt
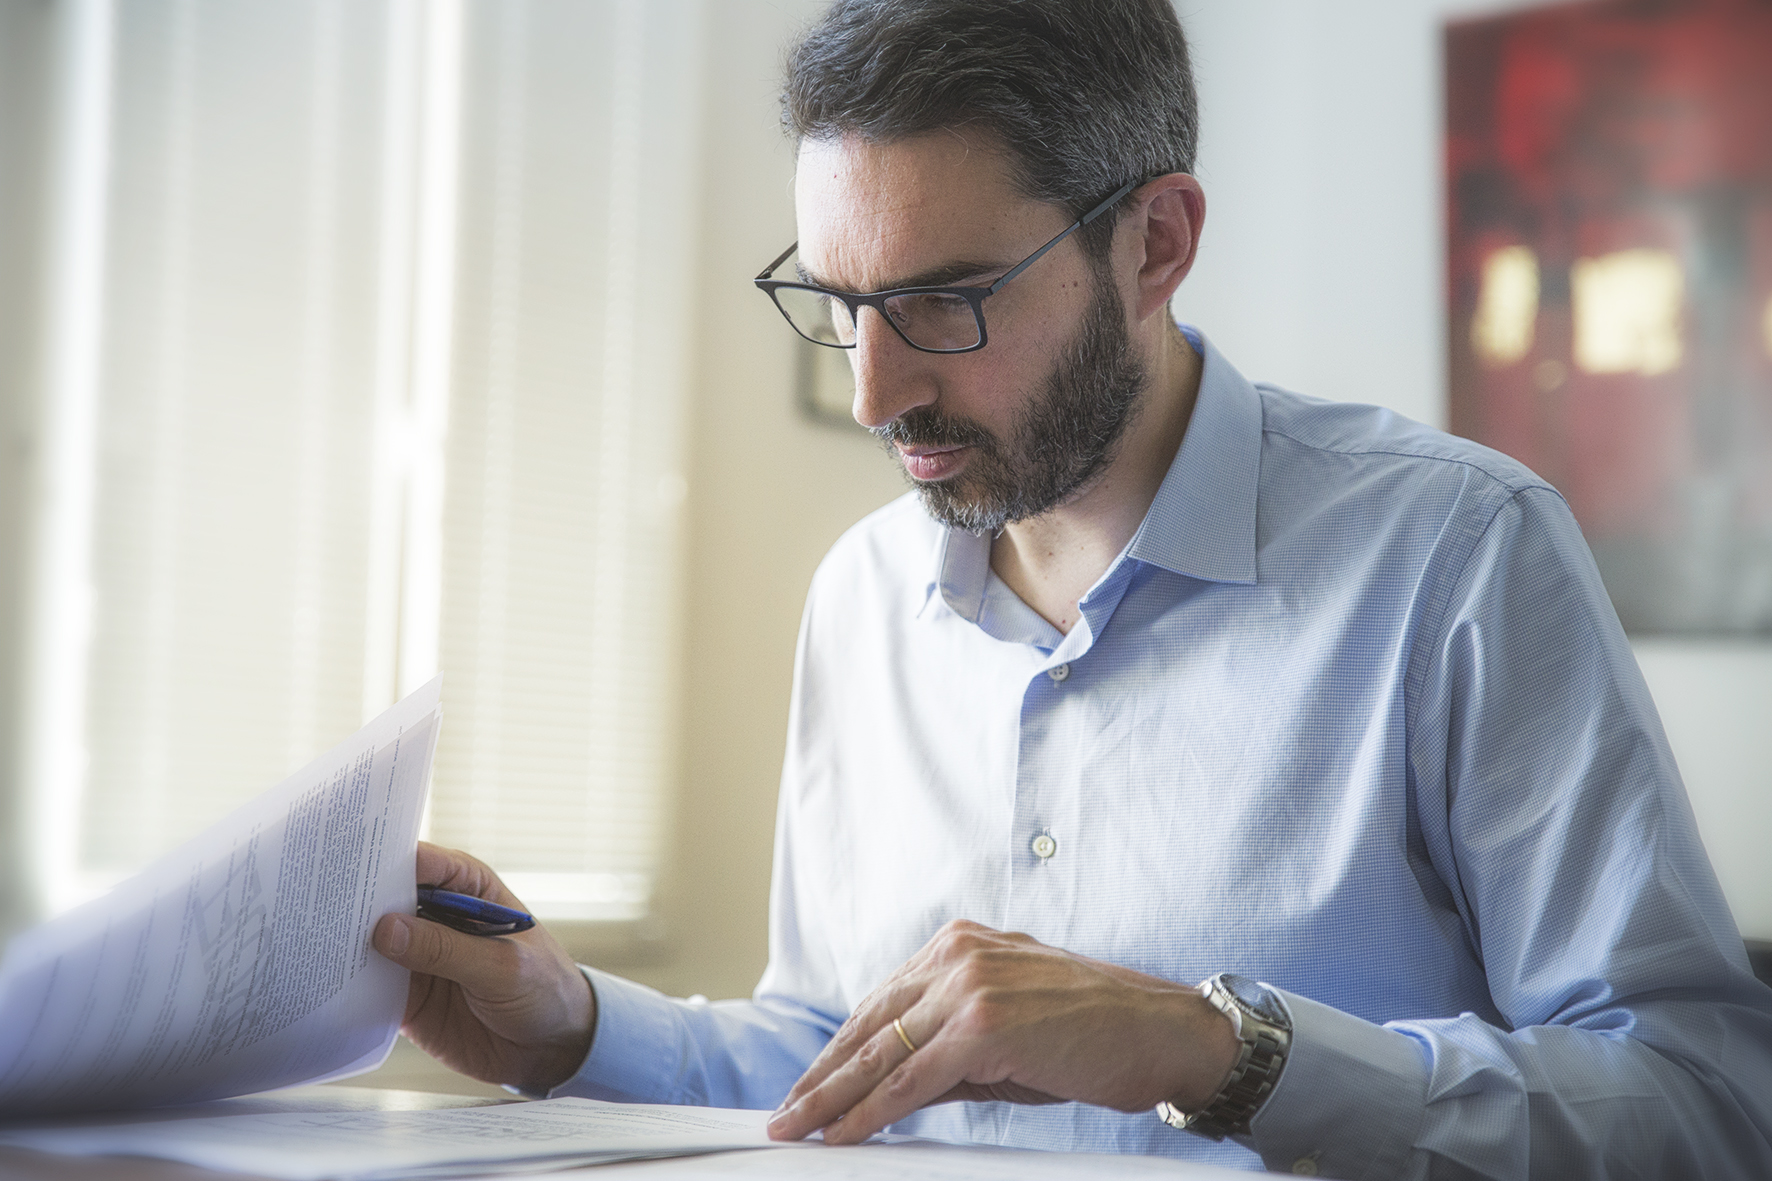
[558,332,1772,1177]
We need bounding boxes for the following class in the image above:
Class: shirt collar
[1124,328,1261,585]
[919,324,1263,619]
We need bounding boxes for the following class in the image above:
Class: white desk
[0,1088,1251,1180]
[591,1141,1252,1179]
[0,1088,502,1181]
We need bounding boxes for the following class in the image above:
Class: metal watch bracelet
[1156,973,1292,1141]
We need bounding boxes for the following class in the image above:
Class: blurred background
[0,0,1766,1092]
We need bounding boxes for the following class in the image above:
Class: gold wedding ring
[892,1016,918,1054]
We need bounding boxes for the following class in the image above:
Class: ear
[1124,173,1205,323]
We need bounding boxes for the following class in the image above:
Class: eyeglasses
[753,179,1139,355]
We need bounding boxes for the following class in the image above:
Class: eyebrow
[793,257,1012,293]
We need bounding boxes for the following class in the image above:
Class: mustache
[870,405,996,452]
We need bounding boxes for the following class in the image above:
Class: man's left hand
[765,919,1241,1145]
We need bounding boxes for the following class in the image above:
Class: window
[428,0,699,920]
[18,0,699,925]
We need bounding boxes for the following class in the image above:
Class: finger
[775,921,1006,1122]
[776,923,1000,1112]
[372,912,528,998]
[398,957,442,1024]
[777,974,928,1113]
[769,1018,915,1141]
[770,1008,937,1142]
[769,1000,956,1141]
[822,1032,966,1146]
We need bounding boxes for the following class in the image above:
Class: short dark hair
[782,0,1199,258]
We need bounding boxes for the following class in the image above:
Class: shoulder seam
[1250,383,1552,496]
[1260,420,1554,499]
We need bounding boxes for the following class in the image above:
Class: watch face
[1222,974,1289,1027]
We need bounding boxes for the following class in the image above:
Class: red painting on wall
[1446,0,1772,634]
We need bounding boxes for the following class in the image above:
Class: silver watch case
[1156,973,1292,1141]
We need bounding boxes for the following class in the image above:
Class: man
[372,1,1772,1174]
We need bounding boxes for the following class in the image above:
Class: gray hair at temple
[781,0,1200,260]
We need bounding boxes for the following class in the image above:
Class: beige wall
[613,0,904,1002]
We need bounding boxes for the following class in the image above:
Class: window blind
[26,0,699,925]
[428,0,699,921]
[74,0,398,895]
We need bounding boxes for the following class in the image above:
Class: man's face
[793,134,1147,531]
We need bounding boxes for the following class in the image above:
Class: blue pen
[416,886,536,936]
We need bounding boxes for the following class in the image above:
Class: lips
[897,444,970,482]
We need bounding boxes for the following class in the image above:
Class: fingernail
[386,915,411,956]
[767,1103,791,1127]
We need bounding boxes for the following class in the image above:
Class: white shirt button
[1291,1155,1320,1176]
[1047,663,1071,682]
[1031,833,1058,859]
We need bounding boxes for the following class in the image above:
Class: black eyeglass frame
[753,178,1141,355]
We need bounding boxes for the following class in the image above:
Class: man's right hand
[371,841,596,1095]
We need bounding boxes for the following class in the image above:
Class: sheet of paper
[0,679,442,1116]
[584,1140,1258,1180]
[0,1097,803,1181]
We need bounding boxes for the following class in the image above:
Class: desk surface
[0,1087,504,1181]
[0,1087,1251,1180]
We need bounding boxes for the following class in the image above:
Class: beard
[871,275,1149,533]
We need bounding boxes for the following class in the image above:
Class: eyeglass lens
[771,285,983,352]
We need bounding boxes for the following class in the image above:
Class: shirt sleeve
[544,785,847,1110]
[548,594,848,1110]
[1250,485,1772,1178]
[545,967,837,1108]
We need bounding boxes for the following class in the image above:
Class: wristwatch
[1156,972,1292,1141]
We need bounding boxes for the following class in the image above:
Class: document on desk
[0,1097,802,1180]
[586,1139,1260,1179]
[0,678,442,1116]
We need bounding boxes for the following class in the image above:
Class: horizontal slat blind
[32,0,696,924]
[428,0,698,921]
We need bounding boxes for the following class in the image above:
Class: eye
[912,292,971,318]
[886,292,971,323]
[881,291,983,351]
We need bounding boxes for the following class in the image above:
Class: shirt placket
[1000,562,1139,946]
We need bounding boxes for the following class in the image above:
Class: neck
[989,322,1201,634]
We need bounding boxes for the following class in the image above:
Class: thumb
[373,913,520,996]
[373,912,418,961]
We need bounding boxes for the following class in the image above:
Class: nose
[848,305,938,431]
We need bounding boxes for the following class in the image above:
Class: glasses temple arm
[986,179,1141,296]
[756,240,799,283]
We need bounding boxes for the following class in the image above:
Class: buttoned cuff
[546,965,690,1104]
[1250,989,1427,1178]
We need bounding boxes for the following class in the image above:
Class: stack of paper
[583,1140,1261,1180]
[0,680,443,1116]
[0,1098,802,1180]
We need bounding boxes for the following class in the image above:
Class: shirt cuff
[546,965,689,1104]
[1250,988,1428,1179]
